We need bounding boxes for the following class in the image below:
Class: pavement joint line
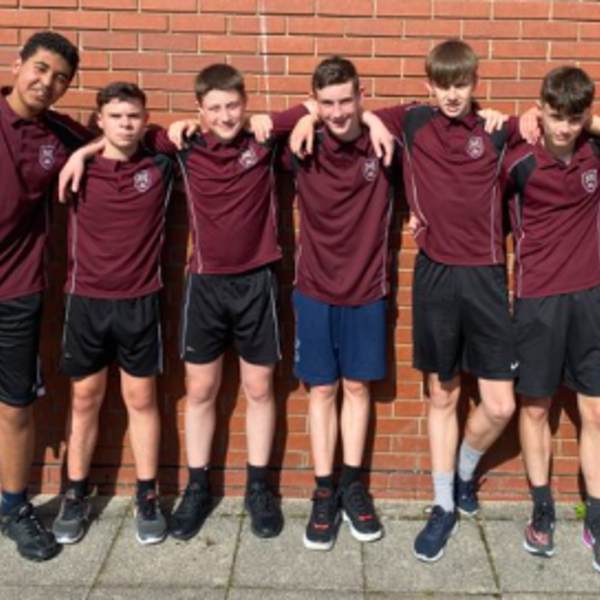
[476,513,503,597]
[84,496,132,600]
[223,506,244,600]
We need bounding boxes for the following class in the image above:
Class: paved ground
[0,496,598,599]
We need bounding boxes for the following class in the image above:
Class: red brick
[405,18,461,38]
[352,57,402,77]
[79,51,110,70]
[142,0,197,10]
[201,35,258,54]
[82,32,138,50]
[490,80,540,99]
[316,37,372,57]
[0,28,18,44]
[229,55,286,75]
[493,1,550,20]
[377,0,432,17]
[345,17,403,37]
[141,33,198,52]
[492,40,548,59]
[519,61,560,80]
[579,23,600,41]
[112,52,169,71]
[171,14,226,33]
[202,0,256,13]
[434,1,492,19]
[51,10,109,29]
[22,0,76,5]
[553,2,600,22]
[0,9,48,27]
[479,59,518,80]
[318,0,373,17]
[262,36,314,55]
[111,13,168,31]
[229,15,286,34]
[522,21,577,40]
[81,0,137,7]
[171,54,223,73]
[288,16,344,36]
[464,19,521,39]
[0,0,17,6]
[375,38,432,57]
[552,42,600,60]
[262,0,315,14]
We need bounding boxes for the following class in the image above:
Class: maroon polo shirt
[376,103,520,266]
[0,89,92,301]
[146,104,308,275]
[283,126,395,306]
[505,134,600,298]
[65,150,174,299]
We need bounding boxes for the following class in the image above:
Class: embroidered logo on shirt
[362,158,379,182]
[39,145,56,170]
[134,169,152,192]
[582,169,598,193]
[466,136,484,159]
[239,147,258,169]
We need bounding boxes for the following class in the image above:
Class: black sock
[315,475,334,491]
[189,466,210,490]
[246,463,268,490]
[531,484,553,506]
[67,478,89,499]
[340,464,362,491]
[136,478,157,500]
[587,495,600,521]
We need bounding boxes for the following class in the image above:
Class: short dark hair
[20,31,79,79]
[425,39,478,88]
[195,64,245,103]
[96,81,147,110]
[540,66,594,116]
[312,56,360,94]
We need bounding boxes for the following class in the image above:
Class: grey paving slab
[233,516,363,592]
[364,518,497,595]
[0,587,87,600]
[503,595,600,599]
[229,590,364,600]
[90,587,226,599]
[365,595,498,600]
[0,497,127,587]
[484,519,600,594]
[97,513,241,589]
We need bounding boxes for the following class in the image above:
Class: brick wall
[0,0,595,502]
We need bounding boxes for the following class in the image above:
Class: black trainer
[340,481,383,543]
[170,483,213,541]
[244,481,283,538]
[303,486,340,551]
[414,505,459,562]
[52,489,90,544]
[1,502,60,561]
[455,475,480,517]
[523,501,555,557]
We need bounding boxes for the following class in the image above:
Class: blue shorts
[293,290,387,385]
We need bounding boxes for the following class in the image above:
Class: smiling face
[9,48,73,119]
[540,102,589,158]
[97,98,148,158]
[315,80,362,142]
[198,89,247,143]
[427,77,477,120]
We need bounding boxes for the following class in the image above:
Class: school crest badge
[134,169,152,192]
[39,145,55,170]
[582,169,598,193]
[466,136,484,159]
[363,158,379,182]
[239,147,258,168]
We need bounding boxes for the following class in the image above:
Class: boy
[143,65,315,540]
[0,31,91,561]
[505,66,600,573]
[52,82,174,546]
[286,56,393,551]
[368,40,520,562]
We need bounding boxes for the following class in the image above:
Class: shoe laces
[61,493,86,521]
[532,502,555,534]
[425,505,451,534]
[15,503,46,537]
[311,488,335,524]
[137,492,158,520]
[247,483,276,515]
[344,482,374,517]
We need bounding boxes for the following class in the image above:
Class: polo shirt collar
[437,105,480,131]
[535,133,593,169]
